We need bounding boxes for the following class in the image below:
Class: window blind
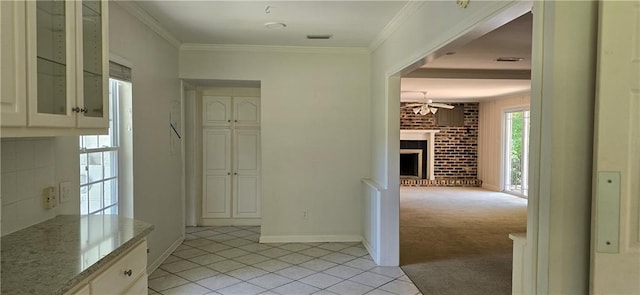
[109,61,131,82]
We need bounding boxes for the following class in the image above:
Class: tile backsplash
[1,138,57,235]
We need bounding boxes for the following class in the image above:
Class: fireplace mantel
[400,129,440,141]
[400,130,439,180]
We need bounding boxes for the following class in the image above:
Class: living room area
[397,12,532,294]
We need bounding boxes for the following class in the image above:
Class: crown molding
[116,1,181,49]
[180,43,369,55]
[405,68,532,79]
[368,1,426,53]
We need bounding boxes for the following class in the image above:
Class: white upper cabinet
[0,1,27,127]
[233,97,260,127]
[203,96,232,127]
[202,95,260,127]
[1,0,109,137]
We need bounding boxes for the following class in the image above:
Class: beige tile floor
[148,226,421,295]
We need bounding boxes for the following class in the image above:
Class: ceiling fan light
[430,107,438,114]
[413,107,421,114]
[419,107,428,115]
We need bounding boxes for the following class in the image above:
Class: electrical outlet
[59,181,72,203]
[42,186,57,209]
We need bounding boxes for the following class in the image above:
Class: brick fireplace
[400,102,482,187]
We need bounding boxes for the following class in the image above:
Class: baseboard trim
[200,218,261,226]
[147,236,184,274]
[362,239,380,264]
[259,235,363,244]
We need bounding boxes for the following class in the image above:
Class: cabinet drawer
[124,273,148,295]
[91,241,147,294]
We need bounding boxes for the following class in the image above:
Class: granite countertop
[1,215,154,295]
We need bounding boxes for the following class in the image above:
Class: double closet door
[202,96,260,219]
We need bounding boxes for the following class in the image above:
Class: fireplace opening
[400,149,423,179]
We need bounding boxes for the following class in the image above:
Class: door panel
[234,176,260,218]
[204,129,231,174]
[591,1,640,293]
[203,129,232,218]
[233,97,260,126]
[203,96,231,127]
[234,129,260,218]
[235,130,260,174]
[204,175,231,218]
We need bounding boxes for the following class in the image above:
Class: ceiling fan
[400,92,455,115]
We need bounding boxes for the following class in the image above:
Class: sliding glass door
[504,109,530,197]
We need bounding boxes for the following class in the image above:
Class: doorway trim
[379,0,536,289]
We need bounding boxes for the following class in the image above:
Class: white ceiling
[136,1,408,47]
[135,1,532,101]
[401,78,531,102]
[403,13,533,102]
[423,13,532,71]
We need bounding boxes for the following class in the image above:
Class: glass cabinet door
[36,0,68,115]
[28,0,75,127]
[81,0,102,118]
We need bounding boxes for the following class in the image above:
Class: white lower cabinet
[203,128,261,219]
[67,240,148,295]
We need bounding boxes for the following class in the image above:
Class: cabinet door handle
[234,120,238,122]
[227,120,231,123]
[124,269,133,277]
[80,108,88,113]
[234,172,238,175]
[71,107,81,113]
[227,172,231,175]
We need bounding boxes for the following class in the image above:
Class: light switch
[596,171,621,253]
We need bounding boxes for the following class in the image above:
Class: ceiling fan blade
[401,103,424,108]
[429,103,454,109]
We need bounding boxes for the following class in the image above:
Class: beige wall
[478,93,530,191]
[109,2,183,268]
[180,47,371,241]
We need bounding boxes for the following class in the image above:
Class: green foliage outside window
[510,112,523,185]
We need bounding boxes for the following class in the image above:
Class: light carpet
[400,187,527,295]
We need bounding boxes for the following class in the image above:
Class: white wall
[2,138,54,234]
[180,47,371,241]
[109,3,183,267]
[1,137,79,235]
[478,93,530,191]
